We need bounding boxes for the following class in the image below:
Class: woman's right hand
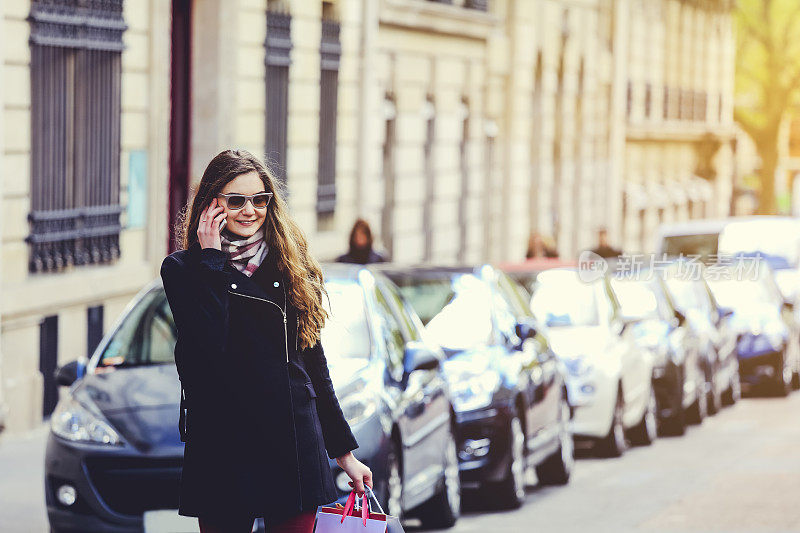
[197,199,227,250]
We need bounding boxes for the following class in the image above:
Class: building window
[626,81,633,118]
[27,0,126,273]
[422,96,435,261]
[644,83,652,119]
[458,97,470,262]
[265,4,292,185]
[695,90,707,122]
[317,5,340,219]
[465,0,489,10]
[381,95,397,258]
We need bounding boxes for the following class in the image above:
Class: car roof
[149,261,368,290]
[497,258,578,273]
[372,263,481,278]
[656,215,799,240]
[656,218,732,238]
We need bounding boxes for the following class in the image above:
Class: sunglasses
[218,192,273,210]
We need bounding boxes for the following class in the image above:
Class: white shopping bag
[313,486,404,533]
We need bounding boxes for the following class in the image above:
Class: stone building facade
[0,0,735,433]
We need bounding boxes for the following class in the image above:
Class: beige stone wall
[621,0,735,253]
[0,0,170,432]
[0,0,737,432]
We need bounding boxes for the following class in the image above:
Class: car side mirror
[614,316,637,336]
[514,320,537,341]
[718,306,735,320]
[55,360,85,387]
[403,343,440,375]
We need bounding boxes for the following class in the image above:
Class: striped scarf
[220,229,268,277]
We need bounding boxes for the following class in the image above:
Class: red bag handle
[361,492,369,526]
[340,491,357,524]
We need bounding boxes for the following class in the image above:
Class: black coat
[160,241,359,525]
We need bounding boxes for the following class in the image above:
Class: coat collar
[189,241,285,308]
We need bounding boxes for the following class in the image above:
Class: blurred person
[161,150,372,533]
[525,231,558,259]
[335,218,388,264]
[591,227,623,259]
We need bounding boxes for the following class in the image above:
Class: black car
[379,264,573,509]
[45,264,460,532]
[608,273,708,435]
[706,260,800,396]
[660,261,739,417]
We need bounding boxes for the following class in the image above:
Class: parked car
[529,268,656,457]
[498,258,577,295]
[659,261,739,416]
[380,264,573,509]
[608,272,707,435]
[718,217,800,302]
[706,260,800,395]
[45,265,461,532]
[655,218,731,262]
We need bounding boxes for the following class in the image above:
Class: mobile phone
[218,218,227,233]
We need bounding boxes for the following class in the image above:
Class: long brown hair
[178,149,329,350]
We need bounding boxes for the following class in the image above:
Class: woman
[335,218,387,265]
[161,150,372,533]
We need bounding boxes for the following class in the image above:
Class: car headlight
[563,357,594,377]
[50,397,121,445]
[450,373,500,412]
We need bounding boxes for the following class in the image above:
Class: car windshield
[393,273,493,352]
[320,280,371,360]
[98,289,176,367]
[707,278,775,310]
[662,233,718,260]
[97,279,371,368]
[530,271,599,327]
[719,221,800,267]
[663,277,702,313]
[610,278,659,320]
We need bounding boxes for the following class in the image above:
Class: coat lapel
[224,244,286,309]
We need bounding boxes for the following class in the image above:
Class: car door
[494,272,557,444]
[371,279,445,503]
[601,278,647,414]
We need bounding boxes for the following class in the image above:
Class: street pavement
[1,393,798,533]
[418,392,800,533]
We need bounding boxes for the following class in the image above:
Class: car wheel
[659,376,686,437]
[535,397,574,485]
[416,429,460,528]
[597,390,626,458]
[774,359,792,397]
[686,382,707,425]
[721,369,741,406]
[381,439,403,521]
[706,377,721,416]
[628,386,657,446]
[484,411,527,509]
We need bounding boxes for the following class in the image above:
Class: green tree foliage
[734,0,800,214]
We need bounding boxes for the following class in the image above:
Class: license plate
[143,510,199,533]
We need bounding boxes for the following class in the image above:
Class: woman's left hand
[336,452,373,495]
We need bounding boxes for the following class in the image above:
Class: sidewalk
[0,424,49,533]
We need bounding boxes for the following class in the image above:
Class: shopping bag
[312,486,404,533]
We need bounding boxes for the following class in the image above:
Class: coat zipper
[227,280,303,509]
[227,286,290,363]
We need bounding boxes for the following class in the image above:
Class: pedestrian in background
[590,227,623,259]
[161,149,372,533]
[335,218,388,264]
[526,231,559,259]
